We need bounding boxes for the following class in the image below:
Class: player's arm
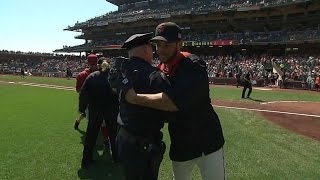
[125,69,204,112]
[76,73,83,93]
[125,89,178,112]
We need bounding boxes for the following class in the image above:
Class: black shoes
[74,120,80,130]
[81,159,94,169]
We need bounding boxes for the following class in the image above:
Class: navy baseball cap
[151,22,182,42]
[121,32,153,50]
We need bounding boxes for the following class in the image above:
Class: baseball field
[0,75,319,179]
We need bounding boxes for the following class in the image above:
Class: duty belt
[119,127,164,153]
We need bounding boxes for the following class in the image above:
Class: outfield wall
[0,71,309,90]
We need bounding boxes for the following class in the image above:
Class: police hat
[121,32,153,50]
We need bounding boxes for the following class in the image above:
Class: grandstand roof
[57,0,320,53]
[106,0,136,6]
[54,44,122,53]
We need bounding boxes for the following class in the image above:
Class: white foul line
[19,83,75,91]
[214,105,320,118]
[0,80,75,91]
[2,80,319,118]
[260,101,320,105]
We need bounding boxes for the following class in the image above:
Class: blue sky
[0,0,117,53]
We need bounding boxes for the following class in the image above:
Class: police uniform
[116,33,168,180]
[78,70,117,168]
[242,71,252,98]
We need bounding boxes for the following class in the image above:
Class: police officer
[115,33,168,180]
[242,68,253,99]
[78,60,116,169]
[121,22,226,180]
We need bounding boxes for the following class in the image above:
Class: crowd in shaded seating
[68,29,320,52]
[186,29,320,43]
[68,0,308,29]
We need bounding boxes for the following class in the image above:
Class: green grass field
[0,75,320,179]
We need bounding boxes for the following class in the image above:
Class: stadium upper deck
[56,0,319,53]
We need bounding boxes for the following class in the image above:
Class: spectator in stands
[306,73,314,90]
[315,74,320,91]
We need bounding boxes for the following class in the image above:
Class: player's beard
[160,43,178,64]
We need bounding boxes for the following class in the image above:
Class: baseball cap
[121,32,153,50]
[87,54,98,65]
[151,22,182,42]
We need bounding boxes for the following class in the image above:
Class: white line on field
[19,83,75,91]
[17,82,74,89]
[260,101,320,105]
[0,80,75,91]
[2,80,319,118]
[253,87,272,91]
[214,105,320,118]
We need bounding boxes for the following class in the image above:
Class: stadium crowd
[1,51,319,89]
[73,29,320,50]
[0,51,85,77]
[69,0,308,28]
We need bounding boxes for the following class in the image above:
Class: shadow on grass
[76,129,124,179]
[77,150,124,180]
[247,97,266,103]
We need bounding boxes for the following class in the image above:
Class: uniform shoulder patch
[149,71,171,86]
[186,54,207,70]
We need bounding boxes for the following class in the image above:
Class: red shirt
[76,68,91,93]
[158,52,191,77]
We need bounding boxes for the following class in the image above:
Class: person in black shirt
[242,69,253,99]
[235,71,242,88]
[66,67,72,80]
[115,33,169,180]
[78,60,117,169]
[20,67,25,78]
[121,22,226,180]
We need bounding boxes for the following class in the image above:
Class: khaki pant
[172,147,226,180]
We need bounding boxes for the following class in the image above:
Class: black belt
[118,127,164,152]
